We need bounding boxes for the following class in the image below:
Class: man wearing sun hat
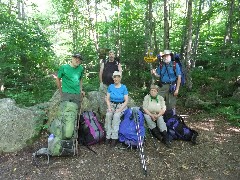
[151,50,181,114]
[56,53,85,108]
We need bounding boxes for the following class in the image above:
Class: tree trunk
[237,1,240,44]
[224,0,235,56]
[163,0,170,49]
[192,0,204,67]
[116,0,121,56]
[184,0,193,90]
[145,0,154,84]
[238,0,240,44]
[180,2,188,58]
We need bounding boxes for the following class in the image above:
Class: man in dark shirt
[99,50,122,118]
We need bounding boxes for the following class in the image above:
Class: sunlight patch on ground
[193,121,215,131]
[214,133,232,144]
[227,127,240,133]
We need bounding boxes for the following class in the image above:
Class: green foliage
[0,0,239,128]
[0,4,57,106]
[190,54,240,126]
[217,103,240,127]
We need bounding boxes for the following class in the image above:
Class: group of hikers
[56,49,182,148]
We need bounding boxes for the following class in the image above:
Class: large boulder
[0,98,44,153]
[184,95,212,109]
[0,90,137,153]
[47,90,136,124]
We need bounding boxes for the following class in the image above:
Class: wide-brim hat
[161,50,171,57]
[72,53,83,60]
[112,71,122,78]
[150,84,159,91]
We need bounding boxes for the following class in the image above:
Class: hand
[81,90,85,97]
[59,90,63,96]
[150,114,157,121]
[100,82,104,89]
[151,69,156,75]
[115,109,121,113]
[173,90,179,97]
[107,108,112,112]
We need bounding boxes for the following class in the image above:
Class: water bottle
[48,134,54,145]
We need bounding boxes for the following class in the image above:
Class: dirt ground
[0,109,239,180]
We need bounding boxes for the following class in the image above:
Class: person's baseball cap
[112,71,122,78]
[72,53,83,60]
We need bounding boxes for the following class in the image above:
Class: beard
[164,59,171,63]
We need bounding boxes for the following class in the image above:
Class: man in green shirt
[56,53,85,108]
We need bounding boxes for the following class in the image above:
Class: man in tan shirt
[143,84,171,148]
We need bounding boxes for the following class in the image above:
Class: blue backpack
[119,107,145,147]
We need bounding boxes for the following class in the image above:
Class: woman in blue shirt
[105,71,128,147]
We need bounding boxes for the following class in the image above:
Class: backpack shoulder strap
[173,61,177,77]
[160,62,163,70]
[174,115,186,125]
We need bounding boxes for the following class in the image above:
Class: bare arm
[106,92,111,111]
[80,78,85,96]
[99,63,104,83]
[174,75,181,96]
[151,68,160,78]
[56,77,62,95]
[118,63,122,74]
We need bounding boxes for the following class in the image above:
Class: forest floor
[0,107,239,180]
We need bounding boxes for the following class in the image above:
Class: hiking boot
[105,138,111,145]
[151,127,163,141]
[110,139,117,147]
[191,132,198,145]
[162,130,171,148]
[163,139,171,148]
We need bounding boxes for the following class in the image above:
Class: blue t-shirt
[156,62,181,83]
[107,84,128,102]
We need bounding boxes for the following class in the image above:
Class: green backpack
[33,101,79,164]
[49,101,78,139]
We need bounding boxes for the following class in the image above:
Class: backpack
[174,53,185,86]
[78,111,105,146]
[163,110,198,143]
[32,101,79,164]
[159,53,185,86]
[118,107,145,147]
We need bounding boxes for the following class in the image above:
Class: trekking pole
[76,94,84,156]
[132,107,147,176]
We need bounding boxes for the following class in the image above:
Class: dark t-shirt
[102,59,119,86]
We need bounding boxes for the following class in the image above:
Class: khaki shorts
[62,93,81,109]
[158,84,177,110]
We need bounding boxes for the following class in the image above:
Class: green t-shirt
[57,64,84,94]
